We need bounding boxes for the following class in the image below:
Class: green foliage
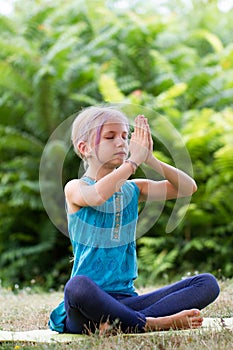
[0,0,233,289]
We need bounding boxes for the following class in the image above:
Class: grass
[0,278,233,349]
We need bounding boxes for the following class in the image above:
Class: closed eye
[104,135,128,140]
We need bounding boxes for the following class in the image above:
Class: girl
[49,106,219,335]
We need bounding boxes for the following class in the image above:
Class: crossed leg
[64,273,219,334]
[100,309,203,335]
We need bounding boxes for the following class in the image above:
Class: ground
[0,279,233,349]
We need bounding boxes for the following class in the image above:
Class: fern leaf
[0,125,43,154]
[155,83,187,108]
[98,74,125,102]
[0,62,32,98]
[192,29,223,53]
[69,93,98,106]
[46,25,86,63]
[214,145,233,172]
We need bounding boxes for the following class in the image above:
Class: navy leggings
[64,273,220,334]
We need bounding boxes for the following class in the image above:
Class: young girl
[49,106,219,335]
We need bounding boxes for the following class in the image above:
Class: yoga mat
[0,318,232,343]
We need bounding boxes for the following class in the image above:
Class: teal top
[49,177,140,332]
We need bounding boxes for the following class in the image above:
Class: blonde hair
[71,106,129,162]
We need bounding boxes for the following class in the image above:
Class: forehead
[101,117,129,132]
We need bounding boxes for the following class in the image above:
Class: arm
[65,115,150,209]
[65,162,137,209]
[135,157,197,202]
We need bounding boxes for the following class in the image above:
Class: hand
[144,116,154,165]
[129,115,150,165]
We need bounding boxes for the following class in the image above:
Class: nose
[115,136,126,147]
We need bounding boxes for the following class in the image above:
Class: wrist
[145,153,157,166]
[125,159,138,174]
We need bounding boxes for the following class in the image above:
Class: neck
[85,164,116,181]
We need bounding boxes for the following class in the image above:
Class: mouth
[114,152,127,157]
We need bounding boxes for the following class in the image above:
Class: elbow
[185,180,197,196]
[192,180,198,194]
[179,180,197,197]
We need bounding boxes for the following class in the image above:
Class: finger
[134,115,145,137]
[142,119,153,149]
[138,115,148,136]
[134,116,150,151]
[138,116,151,144]
[146,125,153,151]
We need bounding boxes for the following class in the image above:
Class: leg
[121,273,220,330]
[121,273,220,316]
[64,275,146,334]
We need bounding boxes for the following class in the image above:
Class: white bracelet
[125,160,138,174]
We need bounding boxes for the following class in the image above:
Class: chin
[116,158,125,165]
[110,158,125,168]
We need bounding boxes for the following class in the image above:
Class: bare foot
[145,309,203,331]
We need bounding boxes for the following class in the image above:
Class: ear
[77,141,92,158]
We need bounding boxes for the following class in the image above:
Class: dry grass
[0,279,233,349]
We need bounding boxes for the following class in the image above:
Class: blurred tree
[0,0,233,289]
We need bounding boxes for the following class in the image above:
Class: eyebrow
[103,130,128,134]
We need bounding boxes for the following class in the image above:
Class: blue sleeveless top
[49,178,140,332]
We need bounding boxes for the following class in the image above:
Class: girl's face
[91,118,129,168]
